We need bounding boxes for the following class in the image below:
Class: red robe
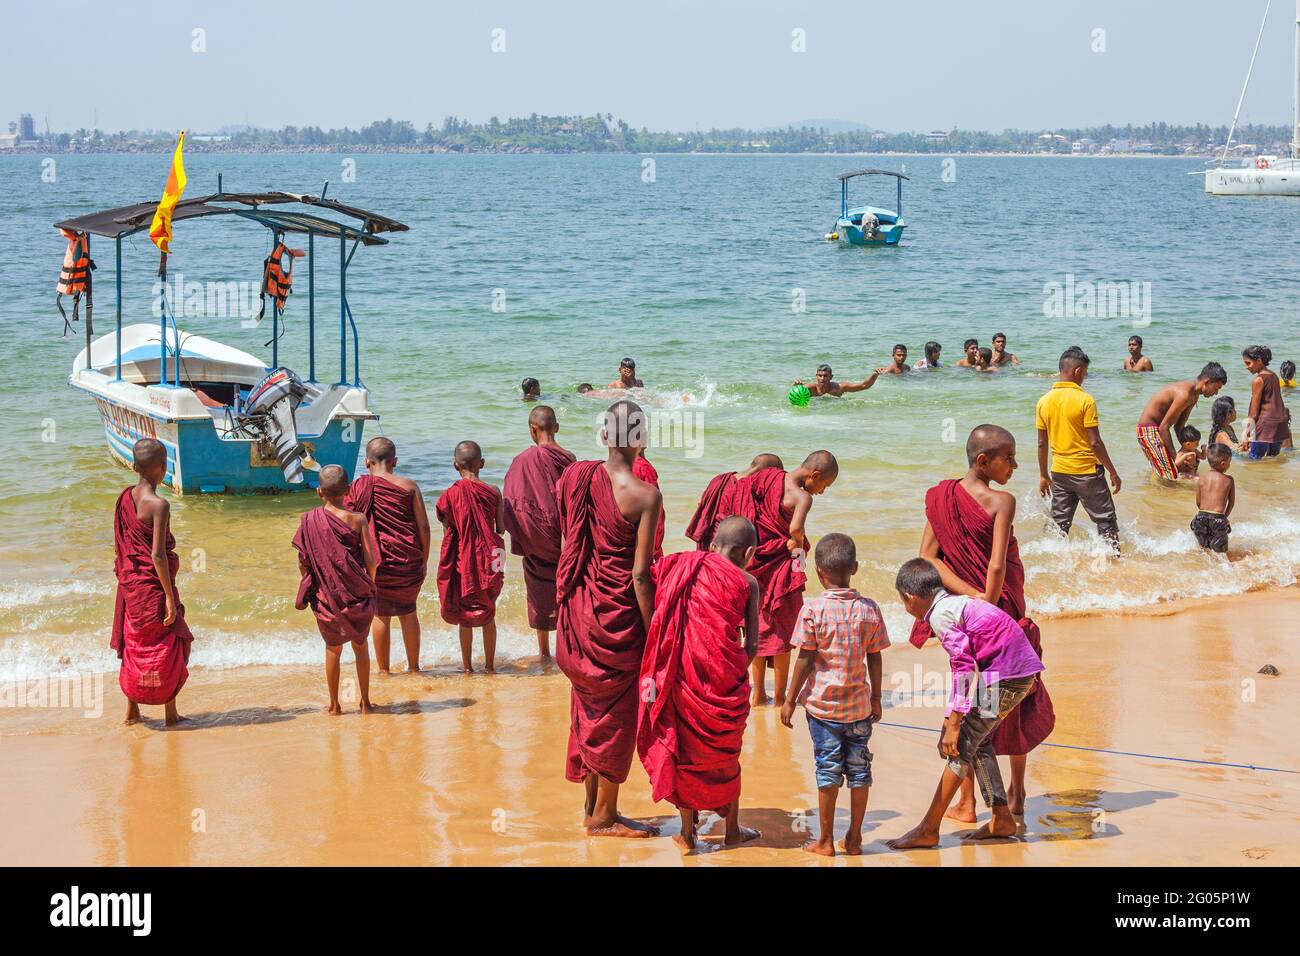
[293,507,376,645]
[908,479,1055,755]
[435,479,504,627]
[637,551,751,810]
[718,467,804,657]
[555,460,647,784]
[345,474,426,617]
[503,443,575,630]
[112,488,194,705]
[684,472,737,550]
[632,453,665,561]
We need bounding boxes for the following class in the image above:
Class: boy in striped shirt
[780,533,890,856]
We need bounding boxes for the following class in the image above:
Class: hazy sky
[3,0,1297,133]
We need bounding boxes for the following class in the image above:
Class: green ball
[788,384,811,407]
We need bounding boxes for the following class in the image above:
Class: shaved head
[602,399,647,450]
[713,515,757,551]
[366,436,396,464]
[750,453,783,471]
[318,463,349,497]
[529,404,558,432]
[965,424,1015,465]
[801,450,839,478]
[132,437,166,468]
[454,440,483,469]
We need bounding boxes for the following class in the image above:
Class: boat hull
[1204,166,1300,195]
[72,373,373,494]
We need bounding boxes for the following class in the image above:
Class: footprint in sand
[1242,847,1270,860]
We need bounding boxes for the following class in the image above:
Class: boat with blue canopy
[57,180,409,494]
[828,168,908,246]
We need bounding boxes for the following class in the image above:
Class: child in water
[1192,444,1235,554]
[1280,360,1297,389]
[1174,425,1205,479]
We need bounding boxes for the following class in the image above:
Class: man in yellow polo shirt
[1035,346,1122,553]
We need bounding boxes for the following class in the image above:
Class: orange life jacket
[258,240,303,319]
[55,228,95,335]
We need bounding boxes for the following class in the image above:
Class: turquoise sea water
[0,153,1296,678]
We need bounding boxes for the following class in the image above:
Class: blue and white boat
[829,168,908,246]
[59,185,408,494]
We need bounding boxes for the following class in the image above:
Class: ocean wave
[0,580,110,612]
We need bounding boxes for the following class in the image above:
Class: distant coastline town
[1,112,1293,157]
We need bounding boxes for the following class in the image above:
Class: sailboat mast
[1293,0,1299,156]
[1222,0,1273,164]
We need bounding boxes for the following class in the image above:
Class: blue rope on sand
[874,720,1298,774]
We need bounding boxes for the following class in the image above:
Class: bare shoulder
[990,487,1016,516]
[342,509,368,532]
[390,473,420,493]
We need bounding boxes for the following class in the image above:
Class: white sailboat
[1202,0,1300,195]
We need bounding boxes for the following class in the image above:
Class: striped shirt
[794,588,891,723]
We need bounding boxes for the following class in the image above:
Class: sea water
[0,152,1296,679]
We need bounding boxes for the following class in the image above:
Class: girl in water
[913,340,943,369]
[1241,346,1291,459]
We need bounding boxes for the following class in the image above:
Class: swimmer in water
[913,341,943,370]
[876,344,911,375]
[608,357,644,390]
[793,363,880,397]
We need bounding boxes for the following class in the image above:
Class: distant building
[924,130,949,144]
[18,113,35,141]
[871,130,889,141]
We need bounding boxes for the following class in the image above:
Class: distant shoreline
[0,146,1217,159]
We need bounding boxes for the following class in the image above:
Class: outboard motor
[861,213,880,240]
[239,367,319,484]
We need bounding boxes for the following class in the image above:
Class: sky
[2,0,1297,134]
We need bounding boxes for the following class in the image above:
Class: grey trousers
[1050,468,1119,550]
[945,675,1037,808]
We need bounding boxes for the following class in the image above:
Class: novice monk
[720,451,839,707]
[1136,363,1227,481]
[637,515,762,851]
[503,405,576,658]
[345,437,430,674]
[555,400,662,837]
[914,425,1055,821]
[1192,444,1235,554]
[683,453,784,550]
[889,559,1044,848]
[112,438,194,726]
[293,464,377,715]
[436,441,506,673]
[781,533,890,857]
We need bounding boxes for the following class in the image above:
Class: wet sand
[2,589,1296,866]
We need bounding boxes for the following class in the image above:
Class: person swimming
[913,341,943,370]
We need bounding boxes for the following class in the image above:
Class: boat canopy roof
[838,168,909,181]
[53,191,409,246]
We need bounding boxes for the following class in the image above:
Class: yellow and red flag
[149,130,187,253]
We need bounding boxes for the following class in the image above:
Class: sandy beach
[3,587,1295,867]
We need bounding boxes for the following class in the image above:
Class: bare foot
[840,833,863,855]
[752,692,770,707]
[802,839,836,857]
[164,713,187,727]
[485,666,496,675]
[462,666,474,675]
[725,826,761,847]
[124,702,141,725]
[123,714,142,726]
[1008,789,1025,816]
[967,818,1017,840]
[773,695,786,709]
[327,702,343,715]
[377,668,391,677]
[673,831,696,851]
[587,818,657,839]
[944,803,978,823]
[886,826,940,850]
[359,699,375,715]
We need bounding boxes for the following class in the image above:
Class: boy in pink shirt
[888,558,1043,849]
[781,534,890,857]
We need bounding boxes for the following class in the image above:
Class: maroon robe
[908,479,1055,755]
[293,506,376,645]
[435,479,504,627]
[112,487,194,705]
[718,467,804,657]
[637,551,751,810]
[684,472,737,551]
[555,460,647,784]
[503,443,575,630]
[632,453,665,561]
[345,474,426,617]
